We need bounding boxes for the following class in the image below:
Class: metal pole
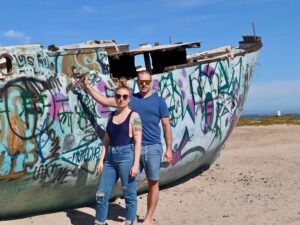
[252,22,256,39]
[143,52,152,74]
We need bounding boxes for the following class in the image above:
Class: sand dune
[2,125,300,225]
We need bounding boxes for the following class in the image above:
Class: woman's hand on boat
[164,149,173,164]
[97,160,104,175]
[82,74,90,89]
[130,165,139,177]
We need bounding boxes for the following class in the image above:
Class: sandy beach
[1,125,300,225]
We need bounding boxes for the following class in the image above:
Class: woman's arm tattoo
[133,116,142,132]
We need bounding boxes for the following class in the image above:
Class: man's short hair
[137,70,151,79]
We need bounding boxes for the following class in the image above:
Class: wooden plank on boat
[164,49,246,72]
[110,42,201,57]
[61,43,116,50]
[52,40,129,53]
[187,45,232,60]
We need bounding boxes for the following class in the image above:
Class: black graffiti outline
[2,77,56,141]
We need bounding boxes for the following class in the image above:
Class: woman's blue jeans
[95,144,137,225]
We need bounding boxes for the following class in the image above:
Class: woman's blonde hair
[115,77,132,95]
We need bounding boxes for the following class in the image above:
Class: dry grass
[237,116,300,126]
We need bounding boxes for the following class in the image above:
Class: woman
[95,81,142,225]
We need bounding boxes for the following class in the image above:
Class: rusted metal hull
[0,38,261,218]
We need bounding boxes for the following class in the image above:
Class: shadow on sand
[65,165,210,224]
[162,165,210,190]
[66,203,129,225]
[2,165,210,224]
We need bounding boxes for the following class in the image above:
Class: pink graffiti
[182,68,187,78]
[48,93,70,121]
[206,101,214,125]
[152,80,160,91]
[97,81,106,93]
[172,151,181,166]
[96,104,110,118]
[172,128,190,165]
[202,64,214,78]
[178,79,183,88]
[201,104,204,113]
[187,98,195,119]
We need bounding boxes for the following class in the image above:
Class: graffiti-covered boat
[0,36,262,218]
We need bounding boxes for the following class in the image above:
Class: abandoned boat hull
[0,39,261,218]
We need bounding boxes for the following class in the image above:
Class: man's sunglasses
[138,79,151,85]
[115,94,129,100]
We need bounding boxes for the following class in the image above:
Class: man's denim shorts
[139,143,163,181]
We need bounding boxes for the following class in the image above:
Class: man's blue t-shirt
[130,92,169,146]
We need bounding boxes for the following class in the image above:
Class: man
[83,70,172,225]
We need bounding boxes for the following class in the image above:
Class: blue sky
[0,0,299,113]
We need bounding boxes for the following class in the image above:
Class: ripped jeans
[95,144,137,225]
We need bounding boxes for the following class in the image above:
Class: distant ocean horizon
[241,113,300,119]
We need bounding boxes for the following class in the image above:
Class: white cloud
[80,5,95,14]
[244,80,300,113]
[3,30,31,44]
[4,30,26,39]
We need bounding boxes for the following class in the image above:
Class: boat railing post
[143,52,152,74]
[252,22,256,39]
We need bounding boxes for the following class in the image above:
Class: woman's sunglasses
[138,79,151,85]
[115,94,129,100]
